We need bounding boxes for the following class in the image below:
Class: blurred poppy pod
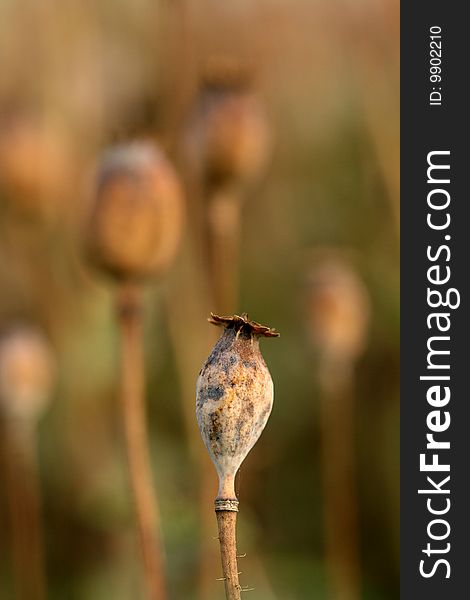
[306,255,370,363]
[0,326,56,421]
[196,313,278,506]
[0,113,71,219]
[85,141,184,281]
[197,62,271,187]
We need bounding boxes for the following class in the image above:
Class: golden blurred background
[0,1,399,599]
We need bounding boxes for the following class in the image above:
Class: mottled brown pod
[86,141,184,281]
[196,313,278,508]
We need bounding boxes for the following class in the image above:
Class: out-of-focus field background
[0,1,399,599]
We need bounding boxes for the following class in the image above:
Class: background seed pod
[306,255,370,363]
[193,61,271,188]
[0,113,72,220]
[85,141,184,281]
[0,326,56,421]
[203,93,270,186]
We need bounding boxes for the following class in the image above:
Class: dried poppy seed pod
[196,313,279,510]
[0,327,56,422]
[196,63,271,188]
[0,113,71,219]
[86,141,184,280]
[306,256,370,364]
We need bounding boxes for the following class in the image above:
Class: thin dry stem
[0,420,46,600]
[117,284,167,600]
[216,510,242,600]
[199,462,221,599]
[319,358,360,600]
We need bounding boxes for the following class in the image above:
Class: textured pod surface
[0,326,56,421]
[196,314,278,501]
[86,141,184,281]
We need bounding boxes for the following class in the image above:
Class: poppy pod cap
[196,313,278,509]
[86,141,184,281]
